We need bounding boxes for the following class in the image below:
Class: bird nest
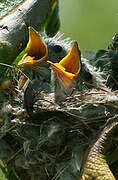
[0,72,118,180]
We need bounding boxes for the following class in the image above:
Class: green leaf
[45,0,60,37]
[12,49,25,66]
[0,160,7,180]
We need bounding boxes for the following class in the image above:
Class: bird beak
[47,42,81,87]
[18,27,48,66]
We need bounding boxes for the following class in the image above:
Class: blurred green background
[1,0,118,52]
[59,0,118,52]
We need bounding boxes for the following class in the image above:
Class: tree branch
[0,0,55,67]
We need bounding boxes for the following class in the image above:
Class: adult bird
[18,27,108,116]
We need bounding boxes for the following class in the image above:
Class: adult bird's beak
[18,27,48,67]
[48,41,81,88]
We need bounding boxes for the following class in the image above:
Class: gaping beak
[47,42,81,87]
[18,27,48,67]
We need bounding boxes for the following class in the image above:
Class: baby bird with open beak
[18,27,70,90]
[18,27,48,67]
[48,41,81,102]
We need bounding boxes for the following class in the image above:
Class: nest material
[0,77,118,180]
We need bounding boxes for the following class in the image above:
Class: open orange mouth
[18,27,48,67]
[48,42,81,87]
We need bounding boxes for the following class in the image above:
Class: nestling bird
[94,34,118,90]
[18,27,108,116]
[47,41,81,102]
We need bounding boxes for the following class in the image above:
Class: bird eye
[53,45,62,53]
[43,79,46,83]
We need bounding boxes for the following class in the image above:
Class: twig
[83,81,110,92]
[62,110,86,120]
[51,164,70,180]
[106,74,118,85]
[5,147,23,165]
[0,62,30,80]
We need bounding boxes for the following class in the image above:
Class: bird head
[48,42,80,87]
[48,41,81,102]
[18,27,48,67]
